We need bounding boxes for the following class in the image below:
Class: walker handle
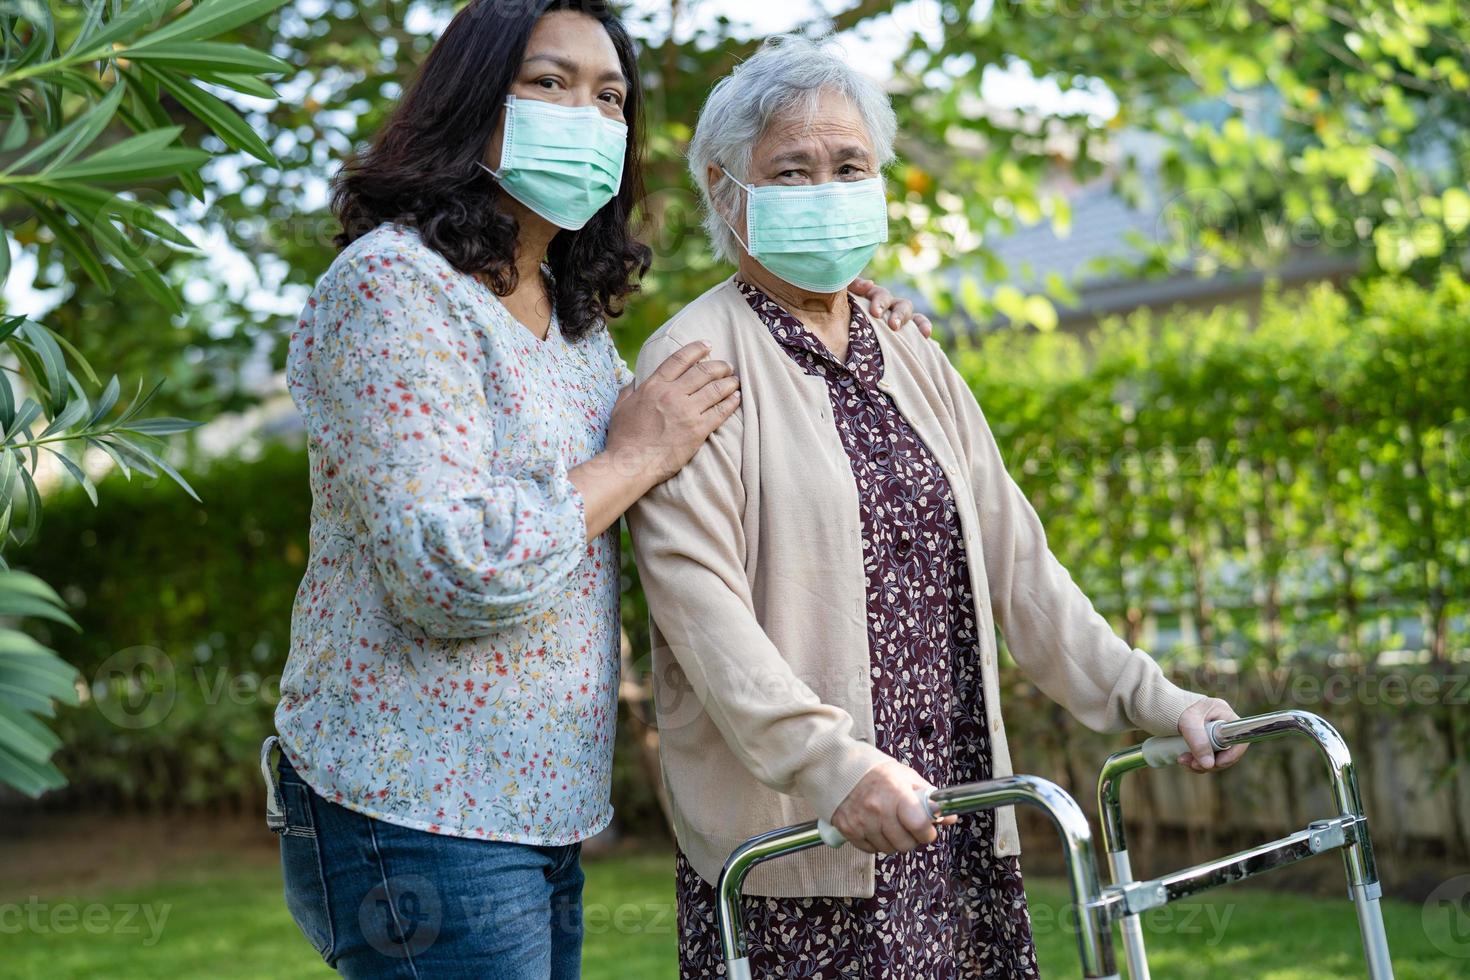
[1140,720,1227,768]
[816,785,936,848]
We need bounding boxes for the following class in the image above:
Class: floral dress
[673,282,1040,978]
[276,223,628,845]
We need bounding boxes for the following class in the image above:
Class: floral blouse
[276,223,629,845]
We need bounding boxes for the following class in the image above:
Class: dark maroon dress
[672,282,1041,978]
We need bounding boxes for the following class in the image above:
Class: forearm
[569,451,661,541]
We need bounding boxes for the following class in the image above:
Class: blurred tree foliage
[17,274,1468,842]
[9,0,1465,423]
[0,0,294,796]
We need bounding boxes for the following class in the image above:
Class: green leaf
[118,416,202,436]
[39,390,89,438]
[64,0,109,56]
[0,629,56,658]
[0,569,68,608]
[142,65,278,165]
[1,0,53,61]
[18,319,69,408]
[118,40,292,76]
[13,465,39,546]
[45,144,210,183]
[54,199,181,314]
[87,376,121,428]
[0,740,66,798]
[75,0,174,56]
[0,698,62,761]
[0,373,14,434]
[4,397,40,441]
[4,84,122,176]
[46,448,98,506]
[40,323,99,387]
[0,653,80,705]
[0,592,78,629]
[26,198,110,292]
[0,680,59,716]
[1,105,27,152]
[108,436,200,502]
[126,0,293,47]
[86,436,131,480]
[194,71,280,100]
[34,180,194,248]
[0,228,9,291]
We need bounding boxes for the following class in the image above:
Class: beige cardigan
[626,278,1203,898]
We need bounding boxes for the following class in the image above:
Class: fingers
[650,341,712,383]
[849,276,877,299]
[691,372,740,411]
[913,313,934,338]
[678,357,735,396]
[1214,744,1249,769]
[880,298,915,331]
[898,790,939,845]
[1178,704,1216,770]
[701,387,742,423]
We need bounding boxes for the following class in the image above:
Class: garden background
[0,0,1467,976]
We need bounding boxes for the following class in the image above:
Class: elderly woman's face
[751,90,877,187]
[717,89,878,243]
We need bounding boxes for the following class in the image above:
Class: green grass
[0,851,1460,978]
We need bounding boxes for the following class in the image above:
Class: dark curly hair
[331,0,651,341]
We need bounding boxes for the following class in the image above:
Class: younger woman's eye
[599,91,624,106]
[535,76,561,90]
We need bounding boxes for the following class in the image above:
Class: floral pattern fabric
[277,223,627,846]
[673,282,1039,978]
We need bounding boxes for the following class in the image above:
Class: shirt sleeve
[626,332,888,823]
[925,337,1205,736]
[300,247,588,638]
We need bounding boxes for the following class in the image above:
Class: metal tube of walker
[1097,709,1395,980]
[716,774,1120,980]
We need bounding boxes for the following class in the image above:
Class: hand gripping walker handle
[816,785,936,848]
[1140,719,1228,768]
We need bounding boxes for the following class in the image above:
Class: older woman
[627,35,1246,978]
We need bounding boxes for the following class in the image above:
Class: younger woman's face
[483,10,628,172]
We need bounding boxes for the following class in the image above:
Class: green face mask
[722,174,889,293]
[480,96,627,231]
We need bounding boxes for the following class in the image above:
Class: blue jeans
[267,743,584,978]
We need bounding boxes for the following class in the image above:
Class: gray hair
[688,34,898,264]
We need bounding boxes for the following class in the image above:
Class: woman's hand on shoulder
[607,341,740,485]
[850,277,933,337]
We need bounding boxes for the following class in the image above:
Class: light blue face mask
[721,173,889,293]
[479,96,627,231]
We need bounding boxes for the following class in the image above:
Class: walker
[714,709,1394,979]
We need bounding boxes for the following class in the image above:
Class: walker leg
[1352,885,1393,980]
[1107,849,1151,980]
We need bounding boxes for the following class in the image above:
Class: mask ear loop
[478,97,518,180]
[714,166,756,254]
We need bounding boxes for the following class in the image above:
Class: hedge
[9,273,1468,856]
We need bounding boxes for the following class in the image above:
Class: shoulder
[308,224,463,330]
[634,278,748,379]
